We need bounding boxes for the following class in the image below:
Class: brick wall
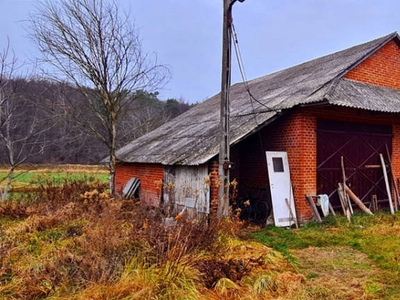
[208,160,219,216]
[392,125,400,192]
[269,111,317,221]
[345,40,400,89]
[115,163,164,206]
[233,106,400,222]
[343,38,400,197]
[235,111,317,221]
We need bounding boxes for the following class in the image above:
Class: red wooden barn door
[317,119,392,209]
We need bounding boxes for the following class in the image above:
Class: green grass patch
[251,212,400,298]
[0,172,108,185]
[251,213,400,266]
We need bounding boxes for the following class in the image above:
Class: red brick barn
[114,32,400,223]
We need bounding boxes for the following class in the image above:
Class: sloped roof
[115,32,400,165]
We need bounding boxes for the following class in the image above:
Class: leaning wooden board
[305,195,322,223]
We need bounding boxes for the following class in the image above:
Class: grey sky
[0,0,398,103]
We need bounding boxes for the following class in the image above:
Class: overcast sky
[0,0,399,103]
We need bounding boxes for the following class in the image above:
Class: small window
[272,157,284,172]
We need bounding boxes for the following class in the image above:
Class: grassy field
[2,169,400,299]
[252,213,400,299]
[0,171,108,183]
[0,180,301,300]
[0,165,109,193]
[0,171,108,184]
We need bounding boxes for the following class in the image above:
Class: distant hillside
[0,79,194,165]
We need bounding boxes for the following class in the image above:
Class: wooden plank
[163,166,176,204]
[305,195,322,223]
[329,202,336,216]
[347,194,354,215]
[337,185,351,220]
[164,165,210,215]
[342,183,373,215]
[340,156,351,222]
[380,153,395,214]
[371,194,378,212]
[364,165,381,169]
[285,198,298,229]
[385,144,400,210]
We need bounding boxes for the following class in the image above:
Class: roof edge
[338,32,399,79]
[322,32,399,101]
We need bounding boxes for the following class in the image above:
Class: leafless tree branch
[0,42,55,201]
[29,0,170,194]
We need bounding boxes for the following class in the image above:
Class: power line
[231,21,273,181]
[231,22,278,115]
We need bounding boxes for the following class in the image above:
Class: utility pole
[218,0,245,218]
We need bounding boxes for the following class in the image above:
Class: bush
[0,179,294,300]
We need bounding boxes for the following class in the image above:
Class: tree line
[0,78,193,165]
[0,0,199,197]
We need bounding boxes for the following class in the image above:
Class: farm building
[115,32,400,223]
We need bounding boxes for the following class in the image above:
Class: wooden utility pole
[218,0,245,218]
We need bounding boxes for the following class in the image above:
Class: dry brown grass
[290,246,389,300]
[0,179,303,300]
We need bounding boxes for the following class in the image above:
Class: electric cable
[231,21,273,218]
[231,22,277,114]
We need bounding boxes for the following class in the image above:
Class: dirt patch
[291,246,389,300]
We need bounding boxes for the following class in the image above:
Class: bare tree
[29,0,169,194]
[0,45,52,201]
[118,91,195,147]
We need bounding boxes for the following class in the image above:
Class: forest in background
[0,78,194,165]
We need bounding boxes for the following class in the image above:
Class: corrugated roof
[327,78,400,112]
[115,32,400,165]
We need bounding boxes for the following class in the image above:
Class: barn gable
[345,40,400,90]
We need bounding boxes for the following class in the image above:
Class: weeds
[0,201,29,219]
[6,177,400,299]
[0,178,297,299]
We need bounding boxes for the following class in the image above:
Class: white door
[266,151,297,227]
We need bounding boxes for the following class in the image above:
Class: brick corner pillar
[115,163,132,195]
[208,160,220,216]
[289,112,317,222]
[392,125,400,193]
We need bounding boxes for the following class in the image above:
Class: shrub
[0,179,294,300]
